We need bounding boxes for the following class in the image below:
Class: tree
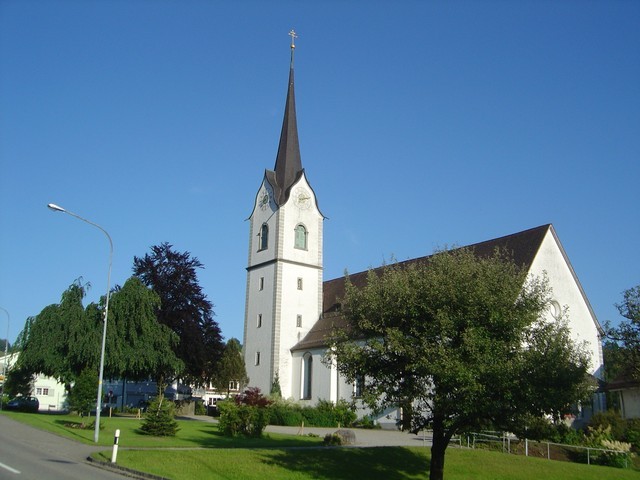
[140,397,179,436]
[213,338,248,396]
[16,280,91,387]
[3,365,34,398]
[133,243,224,387]
[606,285,640,379]
[67,368,98,418]
[106,277,184,392]
[16,277,184,398]
[270,373,282,399]
[328,248,592,480]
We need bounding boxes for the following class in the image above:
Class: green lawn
[0,411,322,448]
[96,447,640,480]
[4,411,639,479]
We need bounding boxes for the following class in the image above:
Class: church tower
[243,32,324,399]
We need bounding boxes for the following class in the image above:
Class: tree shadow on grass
[259,446,428,480]
[52,418,95,442]
[177,427,324,448]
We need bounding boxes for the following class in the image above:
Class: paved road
[180,414,434,448]
[0,414,129,480]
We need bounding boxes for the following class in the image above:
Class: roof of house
[605,370,640,391]
[292,224,554,351]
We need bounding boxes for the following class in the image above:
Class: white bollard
[111,429,120,463]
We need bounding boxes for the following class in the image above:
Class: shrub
[583,425,632,468]
[267,399,356,428]
[601,438,633,468]
[236,387,271,407]
[301,399,356,427]
[218,401,270,437]
[218,387,271,437]
[548,422,584,446]
[625,418,640,451]
[589,410,626,441]
[323,433,343,446]
[140,397,179,436]
[354,416,380,429]
[194,401,206,415]
[268,401,304,426]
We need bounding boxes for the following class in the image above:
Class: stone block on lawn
[334,429,356,445]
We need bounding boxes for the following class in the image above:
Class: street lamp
[47,203,112,443]
[0,306,9,410]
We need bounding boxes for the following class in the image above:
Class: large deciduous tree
[328,248,592,480]
[606,285,640,379]
[133,243,224,387]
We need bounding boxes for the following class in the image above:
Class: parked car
[5,396,39,413]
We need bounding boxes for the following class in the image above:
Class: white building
[1,352,67,412]
[243,41,604,427]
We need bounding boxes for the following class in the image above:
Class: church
[242,36,604,427]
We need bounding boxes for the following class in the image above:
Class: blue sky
[1,1,638,346]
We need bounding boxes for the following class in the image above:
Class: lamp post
[0,306,9,410]
[47,203,112,443]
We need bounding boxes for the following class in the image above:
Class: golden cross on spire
[289,29,298,50]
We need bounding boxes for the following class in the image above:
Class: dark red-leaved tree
[133,243,224,389]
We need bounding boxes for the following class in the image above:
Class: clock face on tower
[259,190,270,210]
[294,187,311,210]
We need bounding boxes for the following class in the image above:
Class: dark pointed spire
[272,30,303,205]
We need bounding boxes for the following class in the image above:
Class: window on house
[255,352,261,366]
[229,381,239,391]
[258,224,269,251]
[259,277,264,290]
[43,388,49,396]
[297,277,303,290]
[296,314,302,328]
[294,224,307,250]
[302,353,313,400]
[36,387,42,395]
[257,313,262,328]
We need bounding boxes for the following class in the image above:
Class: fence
[459,431,630,469]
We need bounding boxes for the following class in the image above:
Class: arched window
[294,224,307,250]
[302,353,313,400]
[258,223,269,251]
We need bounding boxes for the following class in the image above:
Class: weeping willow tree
[16,277,183,397]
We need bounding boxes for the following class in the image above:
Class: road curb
[87,455,169,480]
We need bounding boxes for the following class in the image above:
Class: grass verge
[95,447,640,480]
[4,411,638,479]
[0,411,321,448]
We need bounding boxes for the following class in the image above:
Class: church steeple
[244,30,324,400]
[272,30,303,205]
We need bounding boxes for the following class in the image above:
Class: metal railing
[460,431,630,469]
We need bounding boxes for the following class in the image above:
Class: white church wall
[243,261,277,395]
[528,229,603,379]
[290,349,402,428]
